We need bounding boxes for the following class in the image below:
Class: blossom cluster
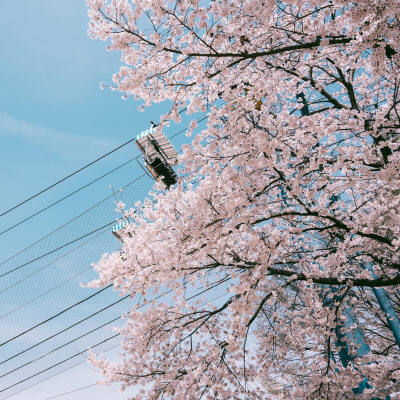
[87,1,400,398]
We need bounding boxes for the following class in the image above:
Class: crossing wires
[0,137,137,218]
[0,115,209,393]
[0,107,194,219]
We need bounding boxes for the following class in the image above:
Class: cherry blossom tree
[86,0,400,398]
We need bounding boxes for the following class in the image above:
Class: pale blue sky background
[0,1,204,399]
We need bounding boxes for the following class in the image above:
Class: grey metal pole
[372,286,400,347]
[363,263,400,349]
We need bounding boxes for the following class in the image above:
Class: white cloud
[0,113,118,159]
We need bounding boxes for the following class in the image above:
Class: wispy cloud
[0,112,118,159]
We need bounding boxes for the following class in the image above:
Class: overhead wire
[0,271,227,371]
[0,290,130,366]
[0,220,116,279]
[0,137,138,218]
[0,265,91,321]
[0,184,126,269]
[0,115,209,345]
[0,116,211,348]
[41,383,98,400]
[0,166,158,279]
[0,334,120,394]
[0,156,138,237]
[0,114,211,395]
[0,106,195,220]
[0,316,122,379]
[0,341,121,400]
[0,114,208,276]
[0,275,232,395]
[0,170,147,269]
[0,285,112,349]
[0,229,108,303]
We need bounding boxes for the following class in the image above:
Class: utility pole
[364,263,400,349]
[297,93,395,398]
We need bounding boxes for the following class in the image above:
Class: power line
[0,114,208,273]
[41,383,98,400]
[0,265,91,321]
[0,115,211,391]
[0,220,116,279]
[0,341,120,400]
[1,275,230,389]
[0,229,107,303]
[0,179,132,268]
[0,334,120,394]
[0,116,216,400]
[0,115,211,351]
[0,107,197,220]
[0,276,231,395]
[0,164,165,279]
[0,285,111,349]
[1,271,227,369]
[0,291,129,366]
[0,156,138,237]
[0,170,149,278]
[0,137,138,218]
[0,312,123,378]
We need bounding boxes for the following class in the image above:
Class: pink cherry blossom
[87,0,400,398]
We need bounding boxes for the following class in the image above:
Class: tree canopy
[87,0,400,398]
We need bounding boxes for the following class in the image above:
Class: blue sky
[0,1,205,399]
